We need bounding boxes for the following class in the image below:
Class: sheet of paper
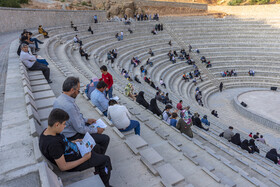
[92,119,107,129]
[110,96,119,100]
[75,132,96,157]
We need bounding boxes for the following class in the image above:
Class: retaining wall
[0,7,106,33]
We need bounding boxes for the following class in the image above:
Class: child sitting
[169,113,178,127]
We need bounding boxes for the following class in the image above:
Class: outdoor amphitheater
[1,1,280,187]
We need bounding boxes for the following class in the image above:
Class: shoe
[47,80,52,83]
[40,42,44,44]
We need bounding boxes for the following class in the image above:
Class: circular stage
[238,90,280,124]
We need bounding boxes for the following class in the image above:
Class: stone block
[269,177,280,186]
[235,157,249,166]
[95,107,104,116]
[33,90,55,100]
[32,84,52,93]
[251,167,267,177]
[102,117,113,127]
[241,174,261,186]
[168,140,181,152]
[197,158,215,172]
[129,107,141,115]
[192,139,205,150]
[35,97,55,110]
[156,163,185,186]
[126,135,148,149]
[38,162,63,187]
[183,152,199,166]
[201,167,221,183]
[182,133,193,141]
[170,125,180,133]
[155,128,169,140]
[167,137,182,147]
[29,74,45,81]
[145,120,159,130]
[140,147,164,165]
[30,79,48,86]
[215,172,237,187]
[65,175,104,187]
[33,137,43,162]
[140,157,159,176]
[135,113,149,122]
[112,127,125,139]
[38,107,53,121]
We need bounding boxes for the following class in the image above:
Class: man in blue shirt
[91,81,109,116]
[53,77,110,154]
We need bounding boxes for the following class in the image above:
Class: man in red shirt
[99,65,113,98]
[177,100,183,110]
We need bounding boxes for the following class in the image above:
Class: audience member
[169,113,178,127]
[73,35,82,46]
[192,113,209,131]
[53,77,110,155]
[99,65,114,99]
[20,43,52,83]
[168,40,172,46]
[219,82,223,92]
[219,126,234,141]
[249,132,253,138]
[211,110,218,118]
[149,98,162,116]
[136,91,149,109]
[85,77,99,99]
[248,139,260,153]
[94,15,98,23]
[79,47,90,60]
[134,75,141,83]
[38,25,49,38]
[162,105,172,123]
[253,132,260,139]
[256,135,266,144]
[155,91,163,102]
[108,100,140,135]
[148,48,154,56]
[91,81,109,116]
[230,133,241,146]
[39,108,112,187]
[160,79,166,88]
[201,115,210,126]
[177,100,183,110]
[177,109,193,138]
[88,26,93,34]
[163,93,172,105]
[266,149,279,164]
[125,83,137,100]
[240,139,253,153]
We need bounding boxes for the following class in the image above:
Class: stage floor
[238,90,280,124]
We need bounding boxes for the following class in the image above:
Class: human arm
[55,152,91,171]
[107,73,113,89]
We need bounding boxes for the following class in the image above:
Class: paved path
[32,0,55,3]
[0,32,19,139]
[207,87,280,149]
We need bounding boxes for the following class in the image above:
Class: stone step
[65,175,104,187]
[201,167,221,183]
[139,147,164,165]
[156,163,185,186]
[145,120,159,130]
[126,135,148,149]
[155,128,169,140]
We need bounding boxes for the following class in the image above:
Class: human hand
[97,127,104,134]
[83,152,91,160]
[72,139,83,143]
[106,88,109,91]
[87,119,96,124]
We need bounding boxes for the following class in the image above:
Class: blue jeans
[103,110,107,117]
[105,87,113,99]
[30,38,43,49]
[120,35,123,40]
[120,120,140,135]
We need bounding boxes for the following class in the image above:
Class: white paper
[92,119,107,129]
[110,96,119,101]
[75,132,96,157]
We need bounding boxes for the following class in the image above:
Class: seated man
[219,126,234,141]
[73,35,82,46]
[148,48,154,56]
[38,25,49,38]
[108,100,140,135]
[79,47,90,60]
[160,79,166,88]
[53,77,110,155]
[20,43,52,83]
[146,58,153,67]
[201,115,210,126]
[91,81,109,116]
[39,108,112,187]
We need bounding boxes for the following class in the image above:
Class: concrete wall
[0,7,106,33]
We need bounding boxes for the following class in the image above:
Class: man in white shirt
[73,35,82,46]
[19,43,52,83]
[120,31,123,40]
[107,100,140,135]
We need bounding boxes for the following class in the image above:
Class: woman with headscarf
[248,139,260,153]
[176,109,193,138]
[231,133,241,146]
[149,98,162,116]
[240,140,253,153]
[136,91,149,109]
[266,149,279,164]
[125,83,136,100]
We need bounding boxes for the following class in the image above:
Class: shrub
[0,0,29,8]
[228,0,243,5]
[249,0,270,4]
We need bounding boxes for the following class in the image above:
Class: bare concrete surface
[0,172,40,187]
[208,88,280,149]
[238,90,280,125]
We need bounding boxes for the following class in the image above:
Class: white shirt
[20,51,36,68]
[73,36,78,42]
[120,32,123,36]
[107,104,131,129]
[162,111,170,123]
[160,80,164,85]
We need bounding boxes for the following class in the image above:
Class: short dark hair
[180,100,182,103]
[109,99,117,106]
[48,108,69,127]
[96,81,107,89]
[256,132,259,135]
[260,135,263,138]
[229,126,233,130]
[100,65,107,71]
[165,105,172,110]
[171,112,178,118]
[62,77,80,92]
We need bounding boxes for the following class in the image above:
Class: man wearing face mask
[53,77,110,155]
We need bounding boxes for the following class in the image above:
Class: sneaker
[39,42,44,44]
[47,80,52,83]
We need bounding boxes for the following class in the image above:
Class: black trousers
[68,133,110,155]
[29,61,50,81]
